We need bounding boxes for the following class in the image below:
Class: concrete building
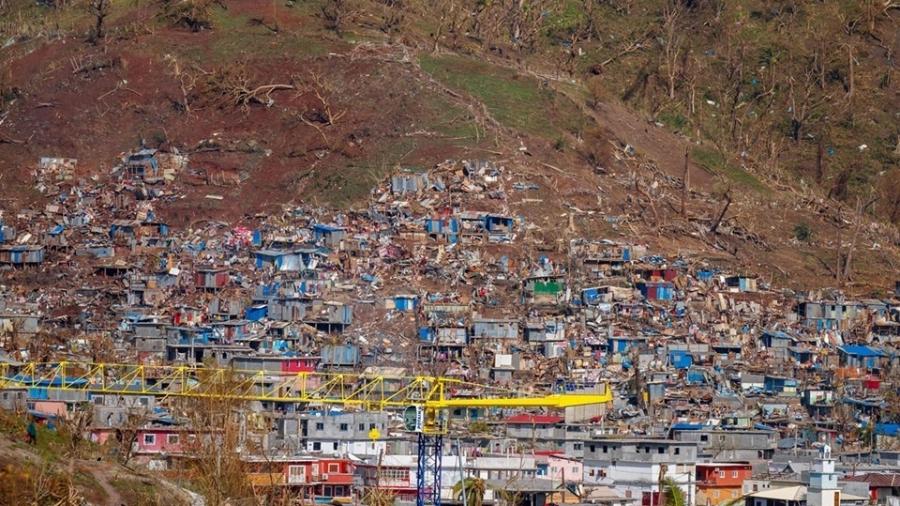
[584,439,699,506]
[673,429,777,460]
[696,462,753,506]
[298,411,390,457]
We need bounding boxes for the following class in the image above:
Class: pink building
[133,427,193,455]
[535,451,583,484]
[31,400,67,418]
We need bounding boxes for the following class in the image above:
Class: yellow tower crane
[0,361,612,506]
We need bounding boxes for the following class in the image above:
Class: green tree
[454,477,487,506]
[661,477,686,506]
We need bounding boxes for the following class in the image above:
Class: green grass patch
[0,0,92,38]
[543,0,587,41]
[74,468,110,504]
[305,138,417,208]
[691,146,768,192]
[419,54,585,139]
[425,94,481,141]
[659,111,688,132]
[33,424,69,461]
[159,6,331,63]
[111,477,168,505]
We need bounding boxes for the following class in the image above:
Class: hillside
[0,411,195,505]
[0,0,898,292]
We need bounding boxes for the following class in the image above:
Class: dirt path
[82,463,125,506]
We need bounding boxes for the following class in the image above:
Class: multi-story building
[673,429,777,461]
[246,455,355,503]
[696,462,753,506]
[297,411,390,456]
[584,439,699,506]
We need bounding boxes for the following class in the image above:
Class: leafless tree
[88,0,110,44]
[115,410,150,467]
[507,0,553,52]
[709,186,733,235]
[301,70,346,127]
[178,369,253,505]
[164,54,199,114]
[660,0,683,100]
[320,0,354,37]
[158,0,218,31]
[379,0,405,40]
[787,67,831,143]
[842,196,877,281]
[430,0,466,51]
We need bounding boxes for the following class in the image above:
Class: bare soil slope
[0,0,897,292]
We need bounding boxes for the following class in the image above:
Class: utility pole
[457,439,468,506]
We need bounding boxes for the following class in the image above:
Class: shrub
[794,222,812,242]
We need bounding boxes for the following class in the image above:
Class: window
[313,442,321,451]
[589,444,596,452]
[333,442,339,450]
[339,423,348,431]
[315,422,324,431]
[139,397,149,406]
[658,447,664,454]
[93,396,104,405]
[602,445,608,453]
[381,468,407,481]
[732,470,739,478]
[167,434,180,445]
[645,447,650,454]
[359,423,365,431]
[370,423,377,430]
[674,447,680,455]
[143,434,156,445]
[719,471,726,478]
[328,463,340,473]
[574,443,583,451]
[700,435,709,442]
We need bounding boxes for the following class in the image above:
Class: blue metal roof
[670,422,703,431]
[6,375,89,387]
[875,423,899,437]
[313,224,343,232]
[838,345,886,357]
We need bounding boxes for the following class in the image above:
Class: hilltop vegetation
[0,0,898,291]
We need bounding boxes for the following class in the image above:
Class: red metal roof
[844,473,900,488]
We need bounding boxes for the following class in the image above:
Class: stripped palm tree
[661,477,686,506]
[453,477,486,506]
